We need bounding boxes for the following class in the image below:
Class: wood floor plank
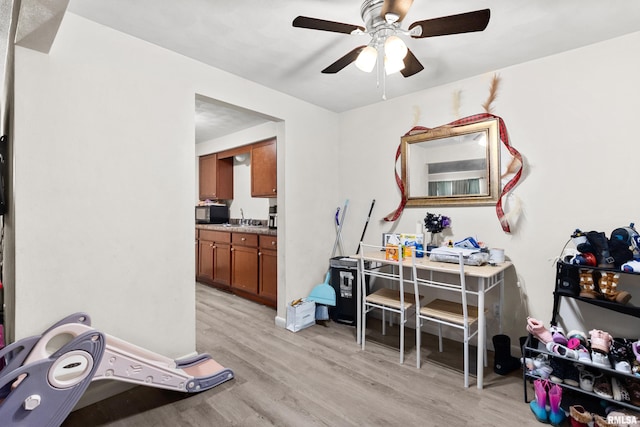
[62,283,540,426]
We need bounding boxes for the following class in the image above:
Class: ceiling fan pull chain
[382,72,387,100]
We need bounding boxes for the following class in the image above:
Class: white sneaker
[590,351,611,368]
[546,341,578,359]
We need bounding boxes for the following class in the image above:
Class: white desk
[355,250,512,390]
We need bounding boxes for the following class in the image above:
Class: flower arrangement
[424,212,451,234]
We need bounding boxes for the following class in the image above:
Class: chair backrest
[412,252,469,323]
[358,242,410,305]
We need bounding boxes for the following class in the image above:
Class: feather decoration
[482,74,501,113]
[412,105,421,127]
[452,90,461,119]
[500,193,522,230]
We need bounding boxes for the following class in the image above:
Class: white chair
[412,252,483,387]
[358,242,420,364]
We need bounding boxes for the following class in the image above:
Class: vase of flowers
[424,212,451,249]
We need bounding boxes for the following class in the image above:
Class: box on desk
[286,299,316,332]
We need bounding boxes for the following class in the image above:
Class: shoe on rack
[550,325,569,345]
[622,377,640,406]
[563,362,580,388]
[546,341,579,359]
[523,355,553,379]
[594,375,614,399]
[612,377,631,403]
[578,269,599,298]
[598,271,632,304]
[527,317,553,344]
[567,329,588,348]
[569,405,592,427]
[576,346,592,364]
[631,341,640,375]
[576,365,598,392]
[591,351,612,368]
[589,329,613,354]
[611,338,634,374]
[593,414,614,427]
[549,357,566,384]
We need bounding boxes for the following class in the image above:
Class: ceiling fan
[292,0,490,78]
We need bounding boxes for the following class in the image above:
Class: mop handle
[331,200,349,257]
[355,199,375,254]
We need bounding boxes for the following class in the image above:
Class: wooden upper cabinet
[199,153,233,200]
[251,138,277,198]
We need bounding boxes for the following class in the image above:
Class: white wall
[339,31,640,342]
[10,12,341,358]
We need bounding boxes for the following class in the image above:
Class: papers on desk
[429,246,490,266]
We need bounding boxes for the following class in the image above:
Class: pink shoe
[589,329,613,354]
[527,317,553,344]
[550,325,568,345]
[633,341,640,362]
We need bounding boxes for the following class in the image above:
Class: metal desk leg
[477,276,485,390]
[499,272,504,334]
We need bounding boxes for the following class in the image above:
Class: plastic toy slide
[0,313,234,427]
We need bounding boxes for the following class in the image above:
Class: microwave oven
[195,204,229,224]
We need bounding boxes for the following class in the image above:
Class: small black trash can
[329,257,369,326]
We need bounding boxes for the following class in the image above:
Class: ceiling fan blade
[409,9,490,38]
[380,0,414,23]
[321,46,367,74]
[293,16,365,34]
[400,49,424,77]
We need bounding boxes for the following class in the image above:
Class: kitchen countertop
[196,223,277,236]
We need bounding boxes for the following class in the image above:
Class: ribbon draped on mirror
[384,113,523,233]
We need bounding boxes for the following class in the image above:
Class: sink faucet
[240,208,245,224]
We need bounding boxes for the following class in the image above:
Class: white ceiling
[67,0,640,141]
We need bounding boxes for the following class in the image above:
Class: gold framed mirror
[401,118,500,206]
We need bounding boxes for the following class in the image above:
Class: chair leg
[362,305,367,351]
[399,312,404,364]
[416,318,422,368]
[483,322,488,368]
[382,309,386,336]
[463,339,470,388]
[438,324,443,352]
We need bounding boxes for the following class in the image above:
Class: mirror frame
[401,118,500,207]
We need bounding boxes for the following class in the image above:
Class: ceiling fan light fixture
[384,55,405,75]
[355,45,378,72]
[384,35,408,61]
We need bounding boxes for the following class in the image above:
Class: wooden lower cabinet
[197,229,276,307]
[197,230,231,288]
[231,233,259,294]
[259,235,278,305]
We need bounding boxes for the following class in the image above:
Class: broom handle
[356,199,375,254]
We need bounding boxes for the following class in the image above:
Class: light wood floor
[62,283,539,426]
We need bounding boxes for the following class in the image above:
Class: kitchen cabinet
[199,153,233,200]
[197,230,231,288]
[251,138,277,198]
[259,235,278,306]
[231,233,259,294]
[197,228,277,307]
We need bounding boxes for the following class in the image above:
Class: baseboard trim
[275,315,286,329]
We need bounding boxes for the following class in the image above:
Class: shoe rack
[522,261,640,414]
